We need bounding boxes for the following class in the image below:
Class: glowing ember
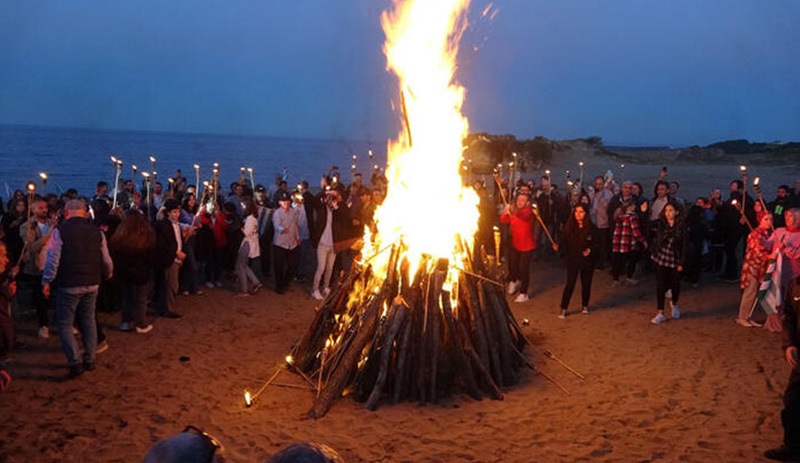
[364,0,478,290]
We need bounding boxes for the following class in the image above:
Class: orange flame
[363,0,478,292]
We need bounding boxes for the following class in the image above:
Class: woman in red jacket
[500,192,537,302]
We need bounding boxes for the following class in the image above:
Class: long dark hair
[562,203,591,238]
[7,198,26,219]
[658,200,683,224]
[109,211,155,252]
[242,198,257,218]
[566,203,589,226]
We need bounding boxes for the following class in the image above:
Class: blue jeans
[55,288,98,366]
[236,242,260,293]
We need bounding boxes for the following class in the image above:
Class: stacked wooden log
[292,245,530,418]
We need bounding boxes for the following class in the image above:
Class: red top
[212,211,229,248]
[500,207,537,251]
[741,227,771,288]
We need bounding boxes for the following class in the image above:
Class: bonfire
[291,0,531,418]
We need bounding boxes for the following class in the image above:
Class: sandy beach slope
[0,255,789,462]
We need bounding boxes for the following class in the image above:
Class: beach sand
[1,258,789,462]
[3,154,798,462]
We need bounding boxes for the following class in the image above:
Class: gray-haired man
[42,199,113,378]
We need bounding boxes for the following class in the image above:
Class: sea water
[0,124,382,198]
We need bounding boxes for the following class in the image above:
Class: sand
[3,155,798,462]
[0,257,791,463]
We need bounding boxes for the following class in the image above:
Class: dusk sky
[1,0,798,146]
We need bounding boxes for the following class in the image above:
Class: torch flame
[364,0,478,291]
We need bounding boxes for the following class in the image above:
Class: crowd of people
[0,167,387,382]
[495,169,800,461]
[498,171,800,323]
[1,162,800,460]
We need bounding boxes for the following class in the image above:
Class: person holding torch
[499,192,537,303]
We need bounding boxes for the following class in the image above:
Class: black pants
[0,301,14,359]
[611,252,637,280]
[655,265,681,311]
[272,245,299,293]
[593,227,611,267]
[722,232,743,279]
[18,273,48,328]
[560,258,593,310]
[685,242,703,285]
[508,248,533,294]
[782,369,800,451]
[259,233,272,277]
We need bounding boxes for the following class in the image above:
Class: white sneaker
[670,302,681,319]
[581,306,590,314]
[507,280,520,295]
[311,290,324,301]
[514,293,529,303]
[558,310,567,319]
[665,289,672,299]
[135,324,154,334]
[651,313,667,325]
[322,287,331,296]
[96,340,110,354]
[37,326,50,339]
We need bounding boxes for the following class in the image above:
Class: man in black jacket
[41,199,113,378]
[154,199,186,319]
[766,277,800,461]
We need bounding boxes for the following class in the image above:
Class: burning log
[307,287,385,419]
[291,244,529,418]
[365,295,412,411]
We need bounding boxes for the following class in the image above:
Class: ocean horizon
[0,124,382,198]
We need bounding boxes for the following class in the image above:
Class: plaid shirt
[612,211,646,253]
[651,235,678,268]
[741,227,771,288]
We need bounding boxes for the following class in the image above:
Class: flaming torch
[247,167,255,190]
[149,155,157,180]
[38,172,48,192]
[111,157,123,209]
[141,172,151,215]
[739,165,748,213]
[511,152,518,184]
[753,177,770,221]
[193,164,200,190]
[212,163,220,203]
[25,181,36,220]
[16,181,38,267]
[731,199,754,232]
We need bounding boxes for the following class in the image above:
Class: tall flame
[364,0,478,289]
